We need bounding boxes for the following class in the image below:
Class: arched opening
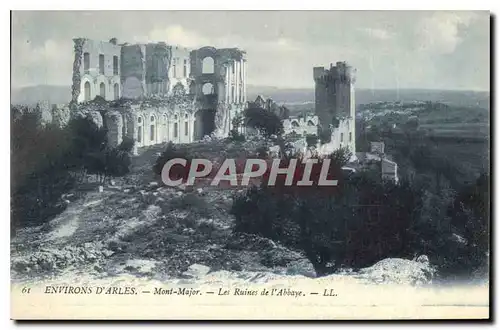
[202,57,215,74]
[172,82,185,96]
[202,82,214,95]
[114,83,120,100]
[162,114,168,142]
[173,115,179,139]
[137,116,144,144]
[184,113,189,137]
[122,114,127,138]
[307,120,315,126]
[84,81,91,101]
[83,52,90,73]
[194,109,216,140]
[150,115,156,142]
[291,121,300,128]
[99,82,106,98]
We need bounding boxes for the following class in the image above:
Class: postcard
[10,10,490,320]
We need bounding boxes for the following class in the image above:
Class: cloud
[11,38,73,87]
[134,25,210,48]
[9,11,490,90]
[416,12,478,54]
[360,27,394,40]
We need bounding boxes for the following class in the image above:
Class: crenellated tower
[313,61,356,153]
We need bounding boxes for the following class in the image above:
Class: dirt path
[11,140,315,282]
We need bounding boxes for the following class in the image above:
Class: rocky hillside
[12,139,436,286]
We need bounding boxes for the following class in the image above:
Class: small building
[283,114,319,136]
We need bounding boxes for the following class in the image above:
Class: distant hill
[247,85,490,110]
[11,85,72,106]
[11,84,490,110]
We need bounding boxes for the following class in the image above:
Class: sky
[11,11,490,91]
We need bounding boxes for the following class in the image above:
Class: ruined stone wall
[105,111,124,147]
[145,43,172,97]
[318,119,354,156]
[283,115,319,136]
[121,44,147,99]
[72,38,122,103]
[132,106,196,147]
[190,47,247,138]
[168,46,191,95]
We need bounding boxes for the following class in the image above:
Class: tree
[244,107,284,137]
[305,134,319,147]
[153,142,192,179]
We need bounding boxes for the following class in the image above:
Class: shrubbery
[11,108,134,231]
[153,142,193,180]
[228,129,246,142]
[231,147,489,278]
[305,134,318,147]
[244,107,284,137]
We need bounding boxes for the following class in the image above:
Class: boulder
[355,257,436,285]
[286,258,317,278]
[182,264,211,279]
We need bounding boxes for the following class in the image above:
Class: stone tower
[189,47,247,139]
[313,61,356,154]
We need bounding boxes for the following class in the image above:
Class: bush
[231,149,426,276]
[105,147,132,178]
[329,147,352,167]
[153,142,192,177]
[164,193,214,218]
[11,110,75,230]
[244,107,284,137]
[118,136,135,153]
[11,110,133,231]
[228,129,245,142]
[305,134,318,147]
[318,128,332,144]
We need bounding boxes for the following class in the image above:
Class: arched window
[307,120,315,126]
[84,81,91,101]
[99,54,105,74]
[113,83,119,100]
[172,58,177,78]
[137,116,144,143]
[291,121,300,128]
[202,83,214,95]
[100,82,106,98]
[202,57,214,74]
[83,53,90,73]
[113,56,119,75]
[150,116,156,141]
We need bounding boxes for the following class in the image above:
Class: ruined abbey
[70,38,247,149]
[49,37,358,159]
